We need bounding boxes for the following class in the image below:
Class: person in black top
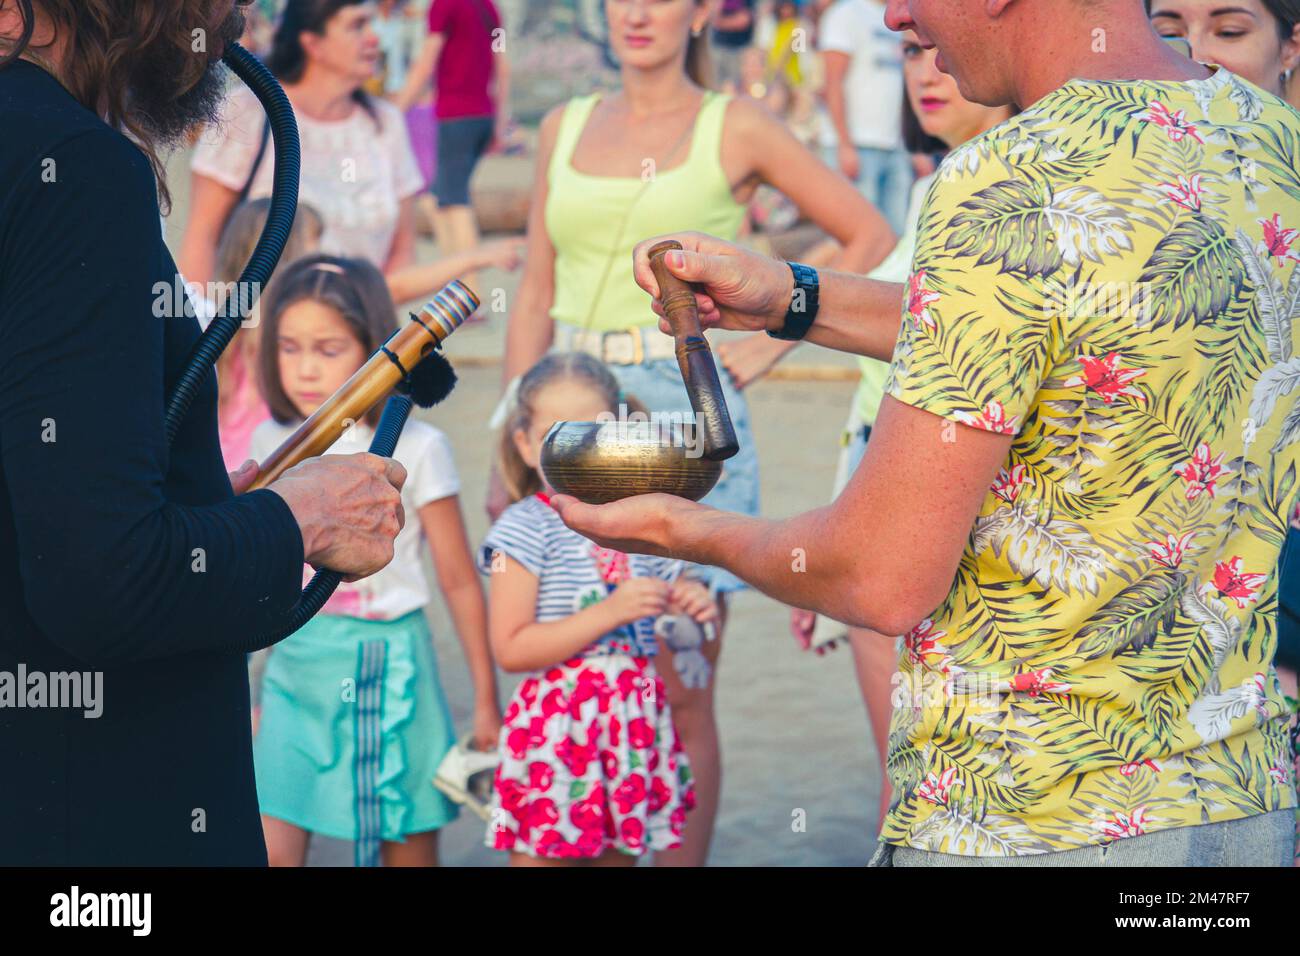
[0,0,409,865]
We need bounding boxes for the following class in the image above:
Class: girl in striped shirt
[479,353,715,865]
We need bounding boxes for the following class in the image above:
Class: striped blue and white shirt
[478,494,684,657]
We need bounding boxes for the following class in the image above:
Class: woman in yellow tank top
[493,0,895,866]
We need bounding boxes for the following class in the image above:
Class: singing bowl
[540,420,722,505]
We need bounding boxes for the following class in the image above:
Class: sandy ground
[164,146,882,867]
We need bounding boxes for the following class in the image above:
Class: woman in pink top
[179,0,424,292]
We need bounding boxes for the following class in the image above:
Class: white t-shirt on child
[250,417,460,621]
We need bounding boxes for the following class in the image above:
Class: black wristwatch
[767,261,820,341]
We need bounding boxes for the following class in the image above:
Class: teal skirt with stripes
[253,610,458,864]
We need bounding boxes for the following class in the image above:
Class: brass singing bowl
[540,420,722,505]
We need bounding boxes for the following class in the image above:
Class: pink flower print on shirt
[1267,758,1291,786]
[906,270,941,331]
[1249,673,1271,721]
[1141,101,1204,144]
[1158,174,1205,212]
[1100,805,1151,840]
[990,463,1030,503]
[1149,531,1195,569]
[1259,213,1300,267]
[1173,441,1225,500]
[917,767,961,807]
[1211,556,1266,608]
[1007,667,1071,696]
[1063,351,1146,404]
[956,400,1020,435]
[903,618,949,668]
[1119,758,1160,777]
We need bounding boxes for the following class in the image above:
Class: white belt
[554,323,678,365]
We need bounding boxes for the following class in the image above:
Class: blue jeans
[825,144,913,235]
[607,356,759,596]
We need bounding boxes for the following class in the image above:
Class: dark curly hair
[0,0,248,211]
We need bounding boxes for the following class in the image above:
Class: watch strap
[768,261,820,341]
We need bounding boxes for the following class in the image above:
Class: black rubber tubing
[161,44,413,648]
[164,42,300,443]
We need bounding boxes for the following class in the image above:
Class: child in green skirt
[250,254,500,866]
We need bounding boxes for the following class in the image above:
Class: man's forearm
[798,271,904,362]
[669,502,870,627]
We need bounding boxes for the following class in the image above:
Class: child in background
[480,353,714,866]
[765,1,806,95]
[210,198,520,470]
[250,254,500,867]
[210,198,324,471]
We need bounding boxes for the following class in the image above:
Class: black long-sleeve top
[0,60,305,864]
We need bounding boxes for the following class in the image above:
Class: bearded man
[0,0,408,865]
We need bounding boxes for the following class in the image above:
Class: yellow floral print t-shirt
[881,68,1300,856]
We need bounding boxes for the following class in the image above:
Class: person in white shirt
[817,0,913,231]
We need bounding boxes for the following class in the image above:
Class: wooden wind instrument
[248,280,478,491]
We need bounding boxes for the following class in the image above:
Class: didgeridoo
[248,280,478,491]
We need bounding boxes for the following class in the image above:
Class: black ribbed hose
[163,44,418,646]
[164,43,300,443]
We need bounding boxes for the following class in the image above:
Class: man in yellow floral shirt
[555,0,1300,865]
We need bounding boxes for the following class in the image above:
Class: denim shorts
[433,115,493,207]
[607,356,759,595]
[823,144,913,236]
[869,809,1297,867]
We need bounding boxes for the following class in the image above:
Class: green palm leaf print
[1137,214,1245,330]
[1077,571,1189,660]
[945,179,1061,277]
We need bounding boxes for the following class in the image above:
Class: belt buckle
[602,329,644,365]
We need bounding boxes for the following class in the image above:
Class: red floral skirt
[487,654,695,859]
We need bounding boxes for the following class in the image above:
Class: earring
[691,25,704,37]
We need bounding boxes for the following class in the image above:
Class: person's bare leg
[262,815,310,867]
[846,626,898,829]
[509,851,577,867]
[430,195,452,251]
[381,830,439,867]
[433,204,483,298]
[590,849,636,867]
[654,597,726,867]
[416,193,439,238]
